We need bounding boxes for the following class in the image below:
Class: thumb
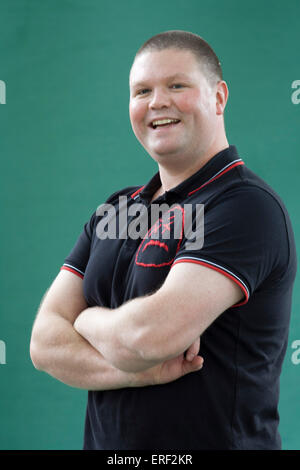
[182,355,204,375]
[185,337,200,362]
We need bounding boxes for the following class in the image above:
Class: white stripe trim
[173,256,250,297]
[63,263,85,276]
[200,159,243,188]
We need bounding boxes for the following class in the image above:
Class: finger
[183,355,204,375]
[185,337,200,362]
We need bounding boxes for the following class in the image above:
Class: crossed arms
[30,262,242,390]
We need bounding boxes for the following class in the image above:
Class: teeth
[152,118,180,127]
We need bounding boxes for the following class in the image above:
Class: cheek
[129,101,146,130]
[176,90,202,115]
[181,91,215,125]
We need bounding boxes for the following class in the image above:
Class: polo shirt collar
[136,145,242,203]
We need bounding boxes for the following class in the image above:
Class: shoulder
[233,164,290,215]
[104,185,143,205]
[82,185,143,229]
[206,175,289,227]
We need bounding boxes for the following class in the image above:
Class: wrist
[128,367,156,388]
[74,306,114,352]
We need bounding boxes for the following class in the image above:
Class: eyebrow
[130,73,191,88]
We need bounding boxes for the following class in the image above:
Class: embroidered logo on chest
[135,205,184,267]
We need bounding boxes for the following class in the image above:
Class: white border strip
[174,255,250,298]
[200,159,243,188]
[63,263,85,276]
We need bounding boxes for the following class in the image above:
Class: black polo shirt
[61,145,297,450]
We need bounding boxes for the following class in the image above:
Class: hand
[132,337,203,387]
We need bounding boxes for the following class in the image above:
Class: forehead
[129,48,204,87]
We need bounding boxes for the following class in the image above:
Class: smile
[150,118,181,130]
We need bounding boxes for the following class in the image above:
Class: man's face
[129,48,220,166]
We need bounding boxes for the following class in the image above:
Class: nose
[149,88,171,109]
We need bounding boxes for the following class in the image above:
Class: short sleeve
[173,186,289,306]
[59,186,141,279]
[61,211,97,279]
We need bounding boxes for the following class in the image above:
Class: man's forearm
[74,291,188,373]
[31,310,204,390]
[30,311,139,390]
[73,306,160,372]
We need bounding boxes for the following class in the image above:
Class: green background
[0,0,299,450]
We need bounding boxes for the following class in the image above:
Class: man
[30,30,297,450]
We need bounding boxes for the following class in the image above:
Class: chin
[149,150,183,163]
[148,144,181,156]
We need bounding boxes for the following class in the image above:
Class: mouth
[149,118,181,130]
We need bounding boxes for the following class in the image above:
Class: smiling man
[30,30,297,450]
[129,47,227,179]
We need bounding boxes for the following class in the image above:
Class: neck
[156,140,229,195]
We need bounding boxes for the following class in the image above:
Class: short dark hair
[133,30,223,86]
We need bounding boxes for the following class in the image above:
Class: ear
[216,81,229,115]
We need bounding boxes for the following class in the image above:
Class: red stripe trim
[172,258,248,307]
[131,186,145,199]
[188,161,244,196]
[60,266,84,279]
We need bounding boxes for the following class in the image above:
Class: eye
[137,88,150,95]
[171,83,184,89]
